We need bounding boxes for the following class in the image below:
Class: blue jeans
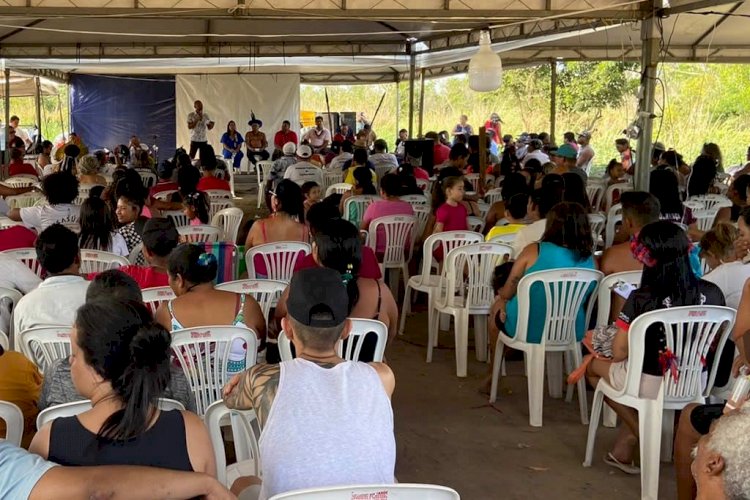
[223,149,244,169]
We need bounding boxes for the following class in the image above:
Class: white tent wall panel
[175,74,300,153]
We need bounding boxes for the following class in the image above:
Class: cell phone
[612,280,635,300]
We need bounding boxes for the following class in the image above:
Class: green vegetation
[301,62,750,171]
[1,85,70,142]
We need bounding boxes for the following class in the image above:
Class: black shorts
[689,403,725,435]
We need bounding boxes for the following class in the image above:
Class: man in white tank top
[223,267,396,500]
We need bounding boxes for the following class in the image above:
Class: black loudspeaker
[404,139,435,175]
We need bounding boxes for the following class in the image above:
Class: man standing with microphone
[187,100,214,159]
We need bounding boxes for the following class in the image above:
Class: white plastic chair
[583,305,735,500]
[0,330,8,351]
[142,286,176,314]
[215,279,286,324]
[586,183,605,209]
[137,170,157,189]
[484,188,502,205]
[211,207,244,243]
[205,189,232,202]
[256,161,274,208]
[588,213,606,246]
[269,484,460,500]
[476,201,490,220]
[127,242,143,265]
[604,182,632,213]
[1,247,43,277]
[467,215,484,233]
[683,200,705,211]
[19,326,72,372]
[1,175,36,188]
[278,319,388,363]
[693,208,719,232]
[604,213,623,249]
[163,210,191,228]
[178,224,221,243]
[343,195,377,226]
[491,268,602,427]
[412,205,431,242]
[36,398,184,430]
[374,163,395,180]
[0,401,23,446]
[153,189,178,202]
[245,242,311,283]
[596,271,642,327]
[75,183,105,205]
[688,194,732,211]
[367,215,416,296]
[399,194,429,208]
[325,182,352,197]
[398,231,483,336]
[79,249,129,274]
[464,173,481,192]
[209,200,234,222]
[429,243,513,377]
[0,218,23,229]
[171,326,259,416]
[321,169,343,195]
[205,400,262,487]
[5,192,42,208]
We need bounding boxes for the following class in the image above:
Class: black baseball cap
[287,268,349,328]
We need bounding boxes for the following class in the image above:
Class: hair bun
[197,252,217,267]
[129,324,171,370]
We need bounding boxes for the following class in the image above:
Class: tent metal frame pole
[4,68,9,166]
[418,68,425,138]
[407,46,416,138]
[35,76,42,138]
[549,61,557,145]
[395,78,400,140]
[635,9,659,191]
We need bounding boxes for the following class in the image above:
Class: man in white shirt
[13,224,89,335]
[7,172,80,234]
[186,100,214,159]
[521,139,550,167]
[511,182,563,257]
[369,139,399,171]
[284,145,324,187]
[328,140,354,171]
[303,116,331,154]
[577,131,596,174]
[9,115,31,148]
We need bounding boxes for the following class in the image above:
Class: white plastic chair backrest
[683,200,705,211]
[464,173,481,192]
[79,249,129,274]
[411,205,430,241]
[204,401,262,486]
[205,189,232,201]
[36,398,185,429]
[399,194,429,207]
[1,247,43,277]
[484,188,502,205]
[604,183,632,212]
[211,207,244,243]
[268,484,460,500]
[19,326,72,372]
[595,271,642,327]
[374,164,394,180]
[368,215,416,267]
[514,268,603,346]
[588,213,606,240]
[484,174,496,190]
[587,183,604,209]
[467,216,484,233]
[343,195,377,225]
[617,306,735,405]
[209,200,234,221]
[689,194,732,211]
[127,242,143,264]
[438,243,512,310]
[75,183,105,205]
[142,286,176,315]
[278,318,388,362]
[477,202,490,219]
[325,182,352,197]
[604,213,623,249]
[257,161,273,184]
[5,193,42,208]
[419,231,484,282]
[178,224,221,243]
[138,170,157,188]
[0,330,8,351]
[2,176,36,187]
[0,401,23,446]
[153,189,178,201]
[215,279,287,322]
[693,208,719,232]
[0,286,22,313]
[164,210,191,228]
[416,178,429,192]
[171,326,259,416]
[245,242,311,282]
[322,170,343,193]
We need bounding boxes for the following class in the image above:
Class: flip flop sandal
[604,452,640,475]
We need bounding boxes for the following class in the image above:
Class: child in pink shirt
[183,191,210,225]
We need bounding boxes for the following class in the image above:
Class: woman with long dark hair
[79,196,129,256]
[30,299,215,473]
[245,179,308,249]
[649,168,700,239]
[687,155,719,198]
[562,172,592,213]
[585,221,727,473]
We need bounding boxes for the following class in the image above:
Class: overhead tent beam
[691,1,743,49]
[665,0,742,15]
[0,19,44,42]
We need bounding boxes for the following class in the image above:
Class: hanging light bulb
[468,30,503,92]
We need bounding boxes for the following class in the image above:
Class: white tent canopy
[0,71,59,97]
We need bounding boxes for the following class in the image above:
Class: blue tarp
[70,74,176,161]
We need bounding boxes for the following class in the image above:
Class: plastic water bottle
[725,366,750,413]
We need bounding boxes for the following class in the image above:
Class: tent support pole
[418,68,425,138]
[395,78,400,140]
[549,61,557,145]
[4,68,9,166]
[635,8,659,191]
[35,76,42,139]
[407,46,416,138]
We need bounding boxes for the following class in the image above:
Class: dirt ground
[232,175,678,500]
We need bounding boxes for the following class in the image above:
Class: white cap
[297,144,312,159]
[283,142,297,155]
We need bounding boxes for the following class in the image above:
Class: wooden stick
[370,91,387,129]
[324,88,333,134]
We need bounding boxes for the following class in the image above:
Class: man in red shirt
[273,120,298,156]
[425,131,450,166]
[483,113,502,144]
[8,148,38,178]
[196,157,231,192]
[95,217,178,289]
[333,123,355,144]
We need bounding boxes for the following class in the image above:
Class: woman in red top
[8,148,38,178]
